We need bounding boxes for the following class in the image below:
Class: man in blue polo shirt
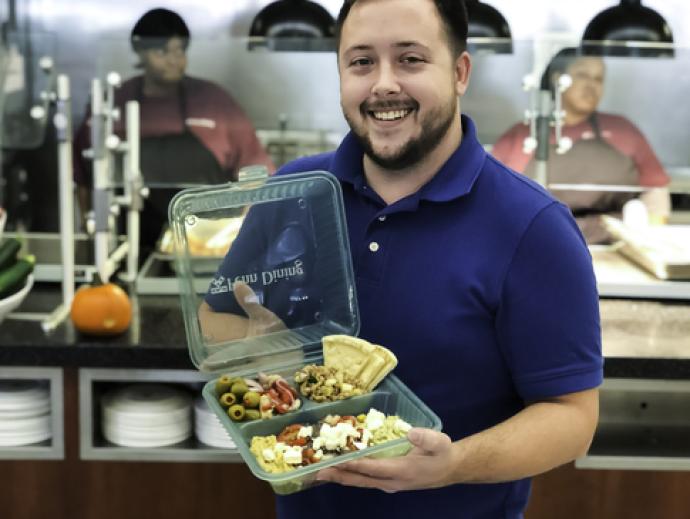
[200,0,602,517]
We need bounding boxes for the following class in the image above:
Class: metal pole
[41,73,74,332]
[55,74,74,305]
[90,78,110,282]
[124,100,141,282]
[533,89,552,187]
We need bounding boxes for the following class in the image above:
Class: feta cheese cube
[262,448,276,461]
[360,428,372,446]
[274,442,287,453]
[297,426,313,439]
[283,446,304,465]
[365,409,385,431]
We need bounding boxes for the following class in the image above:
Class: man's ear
[455,51,472,96]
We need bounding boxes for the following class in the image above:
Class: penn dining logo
[209,260,305,295]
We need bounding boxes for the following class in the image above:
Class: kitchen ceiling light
[465,0,513,55]
[582,0,674,57]
[248,0,335,52]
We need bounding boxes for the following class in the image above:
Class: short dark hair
[131,8,190,52]
[335,0,468,57]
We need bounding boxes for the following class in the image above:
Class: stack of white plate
[194,396,235,449]
[101,384,192,448]
[0,380,52,446]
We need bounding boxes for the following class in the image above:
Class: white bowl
[0,274,34,324]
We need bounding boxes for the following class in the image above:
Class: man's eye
[401,56,424,64]
[350,58,372,67]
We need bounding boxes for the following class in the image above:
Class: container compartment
[202,370,441,495]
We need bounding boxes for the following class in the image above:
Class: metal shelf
[576,378,690,471]
[79,368,241,462]
[0,366,64,460]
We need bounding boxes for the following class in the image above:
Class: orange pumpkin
[70,281,132,335]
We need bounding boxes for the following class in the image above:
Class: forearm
[445,388,598,484]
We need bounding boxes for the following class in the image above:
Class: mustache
[361,99,419,113]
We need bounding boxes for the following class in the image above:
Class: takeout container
[169,170,441,494]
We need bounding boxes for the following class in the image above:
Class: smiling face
[561,57,605,123]
[338,0,469,171]
[139,37,188,87]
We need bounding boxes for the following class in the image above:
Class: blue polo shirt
[213,115,603,518]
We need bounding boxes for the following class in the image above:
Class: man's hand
[316,428,454,493]
[198,281,286,343]
[232,281,286,337]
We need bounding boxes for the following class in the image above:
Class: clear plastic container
[169,168,442,494]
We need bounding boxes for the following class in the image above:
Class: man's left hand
[316,428,455,493]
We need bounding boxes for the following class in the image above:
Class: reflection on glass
[1,31,56,149]
[490,45,674,244]
[199,197,320,348]
[72,8,274,250]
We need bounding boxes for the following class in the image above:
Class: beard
[344,95,458,171]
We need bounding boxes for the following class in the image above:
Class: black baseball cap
[130,8,190,51]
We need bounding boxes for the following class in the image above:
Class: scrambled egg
[249,435,296,474]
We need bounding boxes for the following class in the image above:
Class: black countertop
[1,284,690,379]
[0,285,193,369]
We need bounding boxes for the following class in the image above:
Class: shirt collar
[330,114,486,203]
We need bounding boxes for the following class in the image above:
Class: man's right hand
[231,281,286,337]
[198,281,286,344]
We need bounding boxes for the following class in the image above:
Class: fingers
[316,465,400,493]
[232,281,286,336]
[407,428,452,455]
[232,281,266,319]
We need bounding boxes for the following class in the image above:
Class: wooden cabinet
[1,368,689,519]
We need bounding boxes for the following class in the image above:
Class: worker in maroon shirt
[492,47,670,243]
[73,8,274,249]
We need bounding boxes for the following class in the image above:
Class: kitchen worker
[492,46,671,243]
[73,8,274,249]
[199,0,602,517]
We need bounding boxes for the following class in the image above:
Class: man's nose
[371,63,401,97]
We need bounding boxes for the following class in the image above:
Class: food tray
[202,367,441,495]
[602,216,690,280]
[169,171,442,493]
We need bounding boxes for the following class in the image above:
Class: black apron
[525,120,639,244]
[137,81,224,250]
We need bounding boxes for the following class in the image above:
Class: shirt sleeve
[490,123,533,173]
[496,202,603,401]
[221,92,275,177]
[603,115,669,187]
[627,124,669,187]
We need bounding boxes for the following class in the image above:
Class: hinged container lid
[169,170,359,374]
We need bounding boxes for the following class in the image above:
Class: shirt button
[369,242,380,252]
[378,215,387,222]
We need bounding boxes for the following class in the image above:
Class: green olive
[244,408,261,421]
[215,375,234,395]
[231,381,249,398]
[228,404,246,421]
[242,391,261,408]
[219,392,237,408]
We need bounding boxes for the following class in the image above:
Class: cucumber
[0,238,21,271]
[0,255,35,299]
